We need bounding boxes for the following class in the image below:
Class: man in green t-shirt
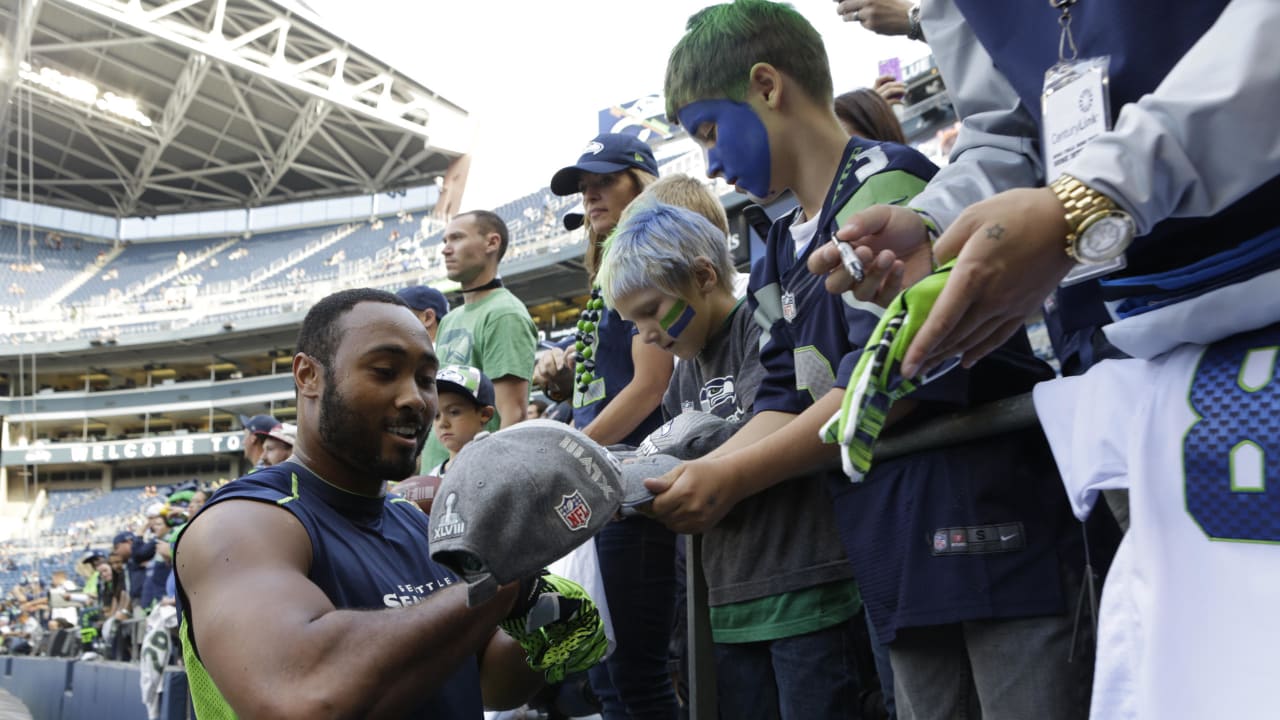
[421,210,537,470]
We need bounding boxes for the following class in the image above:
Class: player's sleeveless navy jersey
[751,136,1085,643]
[952,0,1280,354]
[572,305,665,447]
[176,462,483,719]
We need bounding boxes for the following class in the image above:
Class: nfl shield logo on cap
[556,490,592,531]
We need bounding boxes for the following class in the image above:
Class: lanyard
[1050,0,1080,64]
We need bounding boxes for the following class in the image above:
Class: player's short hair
[296,288,407,376]
[665,0,833,122]
[456,210,511,261]
[834,88,906,144]
[637,174,730,236]
[599,199,736,308]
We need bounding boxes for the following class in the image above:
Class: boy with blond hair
[600,200,865,717]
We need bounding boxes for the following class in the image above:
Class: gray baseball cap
[428,419,678,606]
[636,411,736,460]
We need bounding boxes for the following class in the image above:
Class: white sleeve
[1032,360,1148,521]
[908,0,1045,231]
[1065,0,1280,234]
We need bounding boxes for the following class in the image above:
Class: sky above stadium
[306,0,927,210]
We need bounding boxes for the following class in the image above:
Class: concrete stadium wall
[0,657,188,720]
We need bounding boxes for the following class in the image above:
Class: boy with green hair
[599,200,867,717]
[650,2,1091,718]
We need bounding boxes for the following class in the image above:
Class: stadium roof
[0,0,470,218]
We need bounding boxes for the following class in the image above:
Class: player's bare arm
[581,335,673,445]
[492,375,531,429]
[179,499,524,720]
[478,628,544,709]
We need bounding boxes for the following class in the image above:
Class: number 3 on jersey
[1183,324,1280,543]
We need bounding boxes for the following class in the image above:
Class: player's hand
[808,204,933,305]
[835,0,913,36]
[498,572,608,683]
[900,187,1075,378]
[642,458,742,534]
[873,75,908,105]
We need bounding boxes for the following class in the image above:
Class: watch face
[1079,213,1135,264]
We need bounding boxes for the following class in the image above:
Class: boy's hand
[809,205,933,304]
[642,459,742,534]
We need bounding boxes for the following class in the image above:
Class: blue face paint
[659,298,697,339]
[676,98,773,199]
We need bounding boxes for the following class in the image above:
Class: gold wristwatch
[1050,174,1135,264]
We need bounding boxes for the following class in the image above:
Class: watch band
[1050,174,1118,260]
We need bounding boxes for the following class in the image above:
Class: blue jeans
[714,616,866,720]
[866,610,897,719]
[589,516,679,720]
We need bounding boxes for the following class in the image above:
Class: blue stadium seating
[0,225,106,306]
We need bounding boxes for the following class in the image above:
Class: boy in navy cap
[396,285,450,345]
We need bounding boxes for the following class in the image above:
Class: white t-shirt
[1033,323,1280,719]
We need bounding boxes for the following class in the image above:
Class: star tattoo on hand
[986,224,1005,241]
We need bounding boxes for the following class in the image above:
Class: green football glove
[821,259,960,481]
[499,571,608,683]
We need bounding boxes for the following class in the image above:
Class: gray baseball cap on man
[428,419,678,606]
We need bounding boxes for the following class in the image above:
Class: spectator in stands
[174,288,603,717]
[424,364,495,476]
[114,530,156,614]
[527,398,548,420]
[834,87,907,144]
[419,211,537,471]
[261,423,297,467]
[238,413,278,469]
[542,133,677,719]
[396,285,451,345]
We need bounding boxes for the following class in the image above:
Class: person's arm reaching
[492,376,530,429]
[581,336,673,446]
[643,390,843,534]
[177,499,529,720]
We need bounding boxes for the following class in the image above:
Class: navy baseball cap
[112,531,134,546]
[435,365,496,408]
[396,286,450,320]
[239,414,278,437]
[550,133,659,197]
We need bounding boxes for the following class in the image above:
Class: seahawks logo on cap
[583,141,604,155]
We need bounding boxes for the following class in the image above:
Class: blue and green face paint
[659,298,697,339]
[676,98,773,199]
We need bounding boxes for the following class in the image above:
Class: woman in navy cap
[539,134,677,719]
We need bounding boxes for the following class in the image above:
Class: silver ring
[851,10,861,22]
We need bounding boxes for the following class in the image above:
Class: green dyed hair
[664,0,833,122]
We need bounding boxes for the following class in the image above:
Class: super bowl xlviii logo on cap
[432,492,466,541]
[556,490,592,531]
[583,141,604,155]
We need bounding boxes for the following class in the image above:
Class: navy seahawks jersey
[573,306,665,447]
[749,137,945,416]
[176,462,483,719]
